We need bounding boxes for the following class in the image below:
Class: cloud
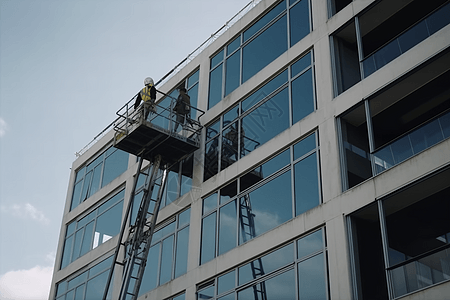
[0,118,8,137]
[0,203,50,225]
[0,265,53,300]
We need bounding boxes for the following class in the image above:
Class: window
[348,168,450,299]
[204,51,315,181]
[328,0,352,17]
[198,228,328,300]
[138,208,191,296]
[208,0,311,109]
[331,0,450,95]
[55,256,113,300]
[61,190,124,269]
[201,132,321,264]
[338,50,450,190]
[71,147,128,211]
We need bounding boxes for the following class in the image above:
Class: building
[48,0,450,299]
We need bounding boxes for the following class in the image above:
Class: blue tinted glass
[201,212,217,264]
[160,235,174,285]
[165,170,179,205]
[203,193,218,215]
[89,256,113,277]
[427,2,450,35]
[66,222,76,236]
[218,270,235,295]
[208,64,223,109]
[410,119,443,154]
[102,149,128,187]
[81,171,92,201]
[204,137,219,181]
[289,0,310,47]
[297,229,323,259]
[89,164,102,197]
[220,180,237,204]
[240,149,290,192]
[240,171,292,244]
[94,201,123,247]
[242,70,288,112]
[139,244,159,295]
[175,227,189,278]
[98,190,123,214]
[295,153,320,216]
[68,271,88,290]
[373,145,394,174]
[74,285,85,300]
[298,253,326,299]
[211,50,224,68]
[244,1,286,42]
[187,83,199,119]
[218,293,234,300]
[80,221,94,257]
[239,269,295,299]
[187,70,199,87]
[440,112,450,138]
[85,271,108,300]
[198,285,215,299]
[241,88,290,157]
[219,200,237,255]
[293,133,316,160]
[173,294,185,300]
[374,39,401,71]
[227,37,240,55]
[239,243,294,285]
[363,55,376,77]
[292,68,314,124]
[243,15,288,83]
[60,236,73,269]
[222,122,239,170]
[398,20,428,53]
[225,51,241,97]
[72,229,83,261]
[291,52,311,78]
[70,181,83,210]
[391,135,413,164]
[224,104,239,125]
[178,208,191,228]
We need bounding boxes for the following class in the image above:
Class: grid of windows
[204,50,315,181]
[198,228,328,300]
[208,0,311,109]
[70,147,129,211]
[138,208,191,296]
[201,132,321,264]
[61,190,124,269]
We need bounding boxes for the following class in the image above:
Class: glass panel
[241,88,290,158]
[60,236,73,269]
[243,1,286,42]
[66,222,76,236]
[89,164,102,197]
[240,171,292,244]
[204,136,219,181]
[198,285,215,299]
[227,37,240,55]
[65,289,74,300]
[139,244,160,295]
[390,135,413,164]
[398,20,428,53]
[427,2,450,35]
[293,133,316,160]
[173,293,185,300]
[218,293,234,300]
[206,120,220,140]
[80,221,94,257]
[188,83,199,118]
[175,227,189,278]
[203,193,218,215]
[297,229,323,259]
[291,52,311,78]
[188,70,199,87]
[220,180,238,204]
[211,50,224,69]
[238,269,295,300]
[94,201,123,248]
[295,153,320,216]
[68,271,88,290]
[159,235,174,285]
[72,229,83,261]
[225,51,241,97]
[201,212,217,264]
[74,284,85,300]
[71,181,82,211]
[102,149,128,187]
[165,170,179,205]
[289,0,310,47]
[224,104,239,125]
[373,145,395,174]
[218,270,235,295]
[89,256,113,277]
[292,68,314,124]
[373,39,401,71]
[242,70,288,112]
[178,209,190,228]
[219,200,237,255]
[208,64,223,109]
[298,253,327,300]
[153,221,176,243]
[239,243,294,285]
[243,15,288,83]
[440,111,450,138]
[85,271,108,300]
[410,118,443,154]
[363,56,377,77]
[81,171,93,201]
[222,122,240,169]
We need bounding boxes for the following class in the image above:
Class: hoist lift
[101,90,204,300]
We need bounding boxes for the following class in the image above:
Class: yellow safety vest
[140,85,153,102]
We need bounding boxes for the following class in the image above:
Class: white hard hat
[144,77,154,86]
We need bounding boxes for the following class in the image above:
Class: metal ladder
[239,195,267,300]
[102,154,168,300]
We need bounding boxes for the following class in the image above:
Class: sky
[0,0,252,299]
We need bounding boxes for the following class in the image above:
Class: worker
[173,87,191,131]
[134,77,156,120]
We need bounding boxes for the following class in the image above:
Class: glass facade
[208,0,311,109]
[201,132,321,264]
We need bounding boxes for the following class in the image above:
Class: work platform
[113,94,204,165]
